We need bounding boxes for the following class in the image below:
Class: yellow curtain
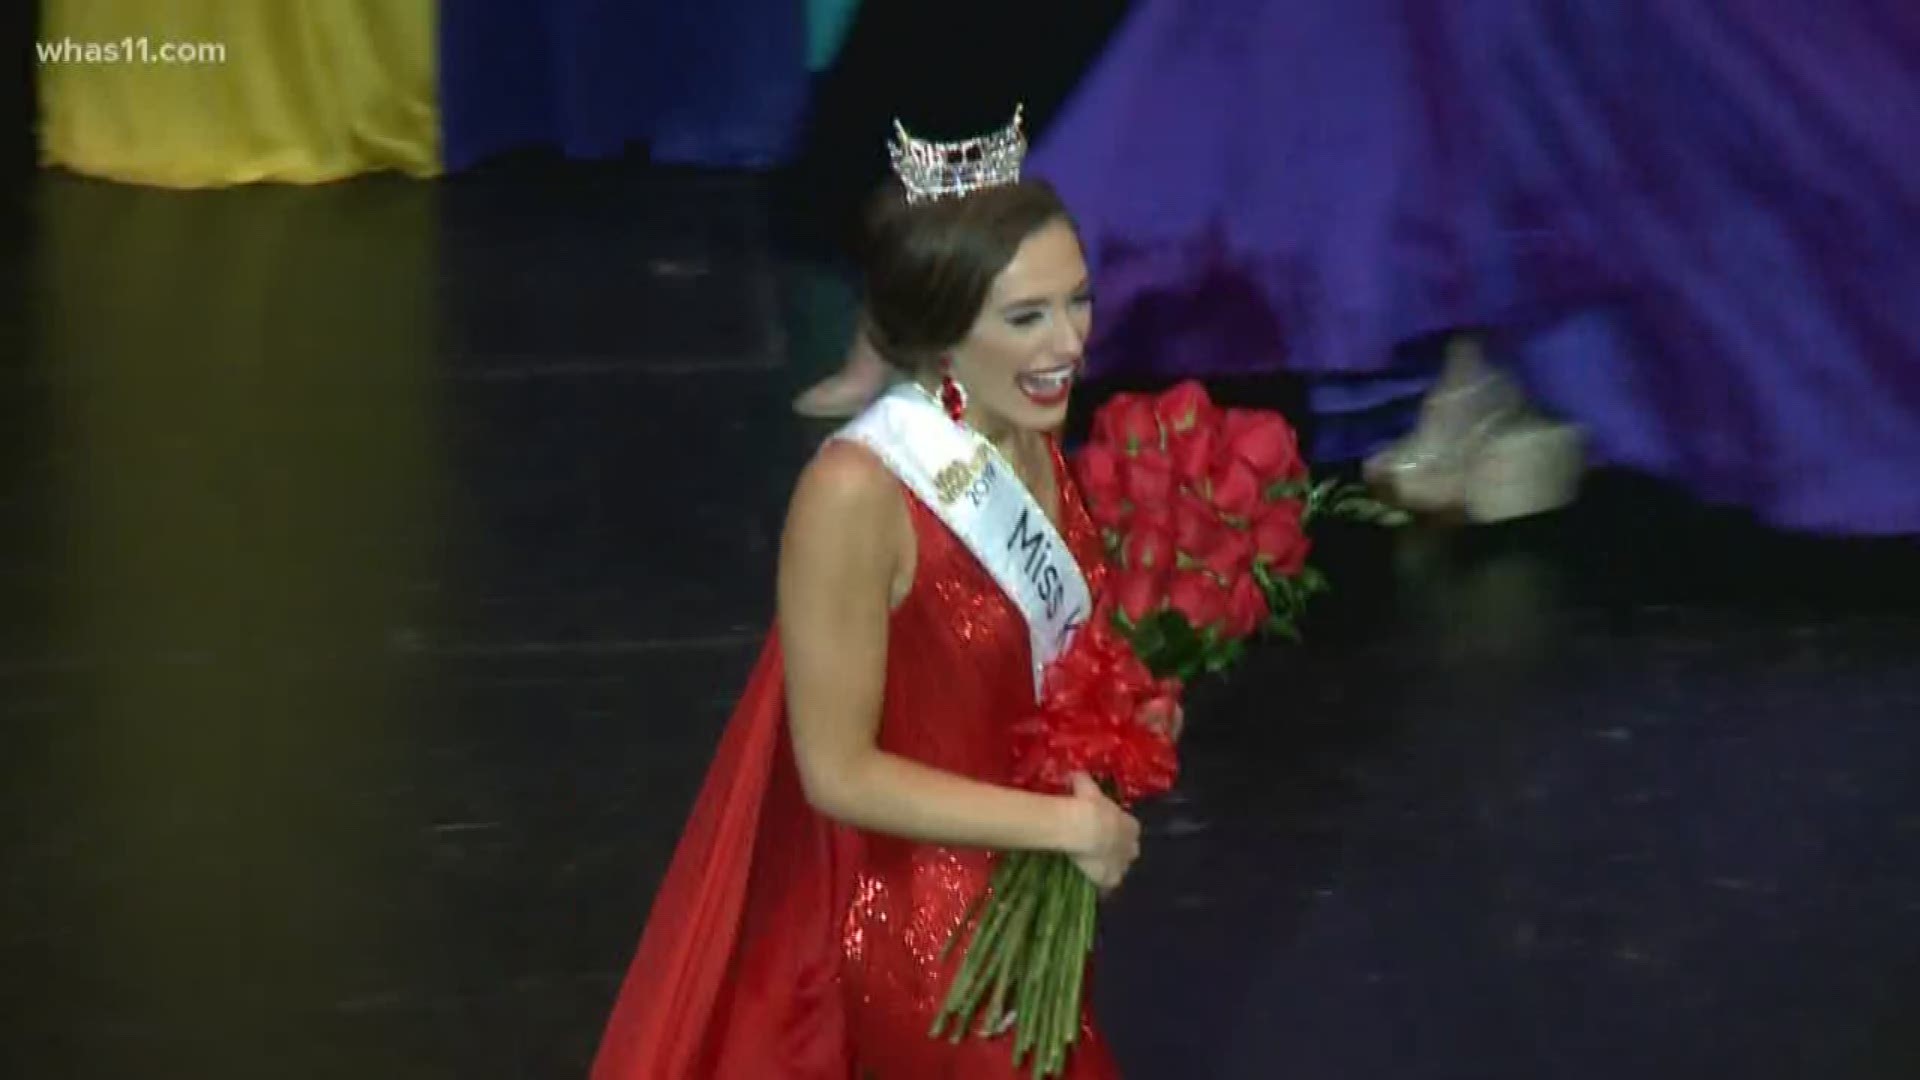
[36,175,444,1063]
[38,0,439,187]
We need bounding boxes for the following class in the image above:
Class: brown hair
[857,178,1074,373]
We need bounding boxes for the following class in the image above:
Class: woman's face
[946,218,1092,435]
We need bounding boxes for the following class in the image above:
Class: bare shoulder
[779,438,913,611]
[790,439,900,524]
[782,439,910,564]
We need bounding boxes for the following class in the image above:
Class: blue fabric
[807,0,862,72]
[439,0,809,172]
[1491,6,1920,535]
[1033,2,1920,534]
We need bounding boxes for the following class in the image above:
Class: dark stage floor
[2,163,1918,1079]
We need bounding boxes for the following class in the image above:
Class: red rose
[1252,500,1311,575]
[1130,502,1174,535]
[1200,527,1255,582]
[1221,409,1305,482]
[1122,452,1176,509]
[1172,493,1219,559]
[1223,574,1269,639]
[1091,392,1140,445]
[1169,423,1218,489]
[1168,570,1228,631]
[1086,492,1131,532]
[1122,523,1174,574]
[1153,380,1219,436]
[1094,392,1164,455]
[1132,440,1174,473]
[1113,568,1168,624]
[1205,454,1263,522]
[1074,443,1125,503]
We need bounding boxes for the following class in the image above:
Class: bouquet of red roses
[929,614,1178,1077]
[932,382,1395,1076]
[1074,380,1398,676]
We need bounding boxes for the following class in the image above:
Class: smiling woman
[780,2,1134,419]
[590,118,1134,1080]
[860,176,1092,438]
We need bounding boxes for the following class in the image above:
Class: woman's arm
[776,441,1138,879]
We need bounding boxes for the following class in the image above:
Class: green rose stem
[986,856,1087,1079]
[932,853,1038,1038]
[971,859,1042,1025]
[1065,875,1097,1066]
[1018,861,1054,1071]
[935,850,1107,1075]
[978,877,1035,1039]
[1052,868,1098,1068]
[1046,872,1073,1071]
[951,855,1040,1041]
[933,839,1128,1076]
[1036,864,1078,1077]
[1013,860,1067,1064]
[934,884,1009,1034]
[1022,868,1058,1076]
[939,878,993,964]
[1055,867,1085,1065]
[974,872,1042,1041]
[936,793,1148,1073]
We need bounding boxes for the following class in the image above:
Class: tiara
[887,105,1026,205]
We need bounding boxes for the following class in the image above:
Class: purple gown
[1030,2,1920,534]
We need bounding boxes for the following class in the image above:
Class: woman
[780,1,1133,419]
[592,115,1142,1078]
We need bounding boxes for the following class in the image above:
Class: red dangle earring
[938,357,968,424]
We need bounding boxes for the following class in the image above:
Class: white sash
[835,384,1092,699]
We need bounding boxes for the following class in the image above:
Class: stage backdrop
[438,0,807,172]
[38,0,437,188]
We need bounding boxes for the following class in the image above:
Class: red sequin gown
[591,438,1121,1080]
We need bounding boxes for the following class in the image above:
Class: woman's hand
[1063,773,1141,893]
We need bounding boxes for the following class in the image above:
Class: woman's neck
[969,409,1017,451]
[968,406,1049,467]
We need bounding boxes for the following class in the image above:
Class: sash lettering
[835,385,1093,698]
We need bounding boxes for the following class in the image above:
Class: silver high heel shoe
[1364,371,1521,512]
[1364,339,1585,522]
[1463,414,1585,523]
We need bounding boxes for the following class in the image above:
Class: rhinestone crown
[887,105,1026,205]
